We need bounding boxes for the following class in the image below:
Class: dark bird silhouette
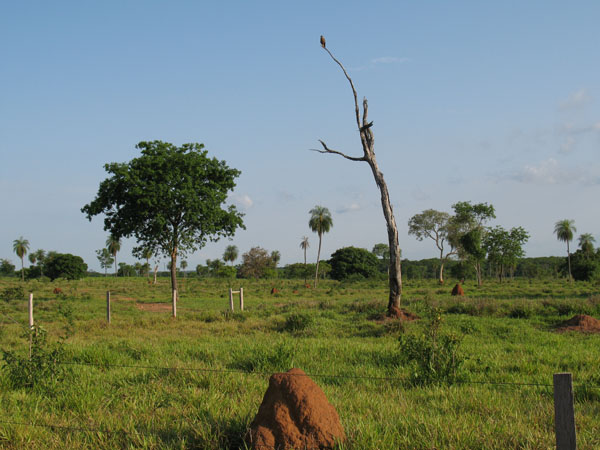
[320,35,326,48]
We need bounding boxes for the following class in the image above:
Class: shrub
[282,313,314,332]
[398,306,463,385]
[329,246,380,281]
[44,253,87,281]
[1,286,25,302]
[2,326,67,390]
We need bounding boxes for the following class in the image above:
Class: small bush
[508,304,532,319]
[1,326,67,390]
[1,286,25,302]
[282,313,313,332]
[398,307,463,386]
[229,340,295,373]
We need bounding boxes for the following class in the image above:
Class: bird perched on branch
[320,35,326,48]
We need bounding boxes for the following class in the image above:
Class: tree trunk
[314,234,322,288]
[20,257,24,282]
[303,248,307,284]
[153,265,158,284]
[316,42,402,314]
[170,248,178,303]
[566,241,572,281]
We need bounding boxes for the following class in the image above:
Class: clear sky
[1,1,599,272]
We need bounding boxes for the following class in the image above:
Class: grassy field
[0,276,599,449]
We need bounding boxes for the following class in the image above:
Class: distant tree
[309,206,333,288]
[238,247,276,279]
[13,237,30,282]
[408,209,458,284]
[223,245,239,266]
[371,243,391,276]
[0,259,16,276]
[578,233,595,258]
[106,235,121,277]
[452,202,496,286]
[206,258,236,278]
[141,247,153,278]
[180,260,188,278]
[568,249,600,281]
[300,236,310,284]
[271,250,281,268]
[82,141,245,308]
[483,226,529,281]
[330,246,380,281]
[554,219,576,280]
[95,248,114,276]
[32,249,46,277]
[117,262,136,277]
[45,253,87,281]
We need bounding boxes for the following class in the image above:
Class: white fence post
[229,288,234,311]
[106,291,111,324]
[554,372,577,450]
[172,289,177,318]
[239,287,244,311]
[28,293,34,328]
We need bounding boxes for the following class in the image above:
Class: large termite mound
[248,368,345,450]
[557,314,600,333]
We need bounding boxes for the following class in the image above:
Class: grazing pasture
[1,276,599,449]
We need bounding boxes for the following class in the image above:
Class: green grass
[1,276,599,449]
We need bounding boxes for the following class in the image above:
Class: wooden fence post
[229,288,234,311]
[172,289,177,318]
[239,287,244,311]
[554,372,577,450]
[28,293,34,328]
[106,291,111,324]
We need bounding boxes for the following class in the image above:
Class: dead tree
[314,37,402,314]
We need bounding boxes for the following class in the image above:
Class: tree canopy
[329,246,380,281]
[82,141,245,299]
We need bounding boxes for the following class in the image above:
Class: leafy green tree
[309,206,333,287]
[568,249,600,281]
[408,209,458,284]
[578,233,595,258]
[117,262,136,277]
[82,141,245,306]
[205,258,236,278]
[105,235,121,276]
[329,246,380,280]
[238,247,276,279]
[271,250,281,268]
[223,245,239,266]
[32,249,46,277]
[554,219,577,280]
[452,202,496,286]
[13,237,30,282]
[95,248,114,276]
[300,236,310,283]
[483,226,529,281]
[180,260,188,278]
[0,259,16,276]
[45,253,87,281]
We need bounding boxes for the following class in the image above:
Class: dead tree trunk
[314,38,402,314]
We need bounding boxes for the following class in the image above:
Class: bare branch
[322,46,361,130]
[309,140,366,162]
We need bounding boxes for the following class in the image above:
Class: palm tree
[13,237,30,281]
[309,206,333,288]
[141,247,153,278]
[106,235,122,277]
[300,236,310,284]
[33,249,46,276]
[554,219,576,280]
[180,260,188,278]
[223,245,239,266]
[578,233,596,258]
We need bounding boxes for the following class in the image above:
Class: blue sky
[1,1,599,271]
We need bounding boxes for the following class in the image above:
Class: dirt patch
[371,307,419,323]
[135,302,171,312]
[557,314,600,333]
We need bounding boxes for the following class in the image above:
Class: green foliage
[568,250,600,281]
[0,259,16,276]
[95,247,114,275]
[230,340,295,373]
[82,140,245,292]
[1,326,67,390]
[1,286,25,302]
[238,247,276,279]
[44,253,88,281]
[483,226,529,280]
[329,246,380,280]
[282,262,314,279]
[398,306,463,386]
[282,313,314,332]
